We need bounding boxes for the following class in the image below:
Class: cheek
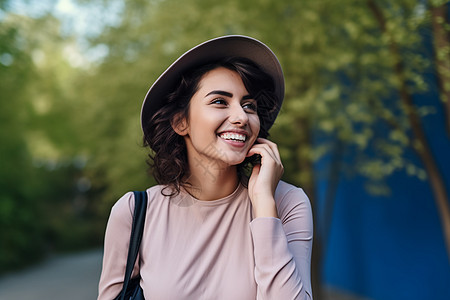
[188,112,219,138]
[250,115,261,136]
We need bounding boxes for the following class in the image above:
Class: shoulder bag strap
[119,190,148,300]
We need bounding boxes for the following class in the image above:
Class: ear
[171,112,189,136]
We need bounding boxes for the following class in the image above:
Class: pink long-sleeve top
[98,180,313,299]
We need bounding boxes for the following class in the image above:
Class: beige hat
[141,35,284,132]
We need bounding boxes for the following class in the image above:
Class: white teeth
[219,132,246,142]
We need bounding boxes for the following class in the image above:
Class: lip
[217,129,250,148]
[219,138,246,148]
[217,129,249,137]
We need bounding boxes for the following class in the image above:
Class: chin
[224,154,248,166]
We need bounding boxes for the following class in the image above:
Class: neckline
[180,183,244,206]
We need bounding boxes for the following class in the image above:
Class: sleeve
[250,187,313,300]
[97,192,140,300]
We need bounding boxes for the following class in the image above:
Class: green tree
[75,0,450,297]
[0,11,45,272]
[364,0,450,264]
[0,5,101,271]
[431,0,450,135]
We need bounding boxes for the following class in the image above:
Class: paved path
[0,249,103,300]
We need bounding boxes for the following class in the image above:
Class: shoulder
[110,185,165,217]
[146,184,168,197]
[274,180,309,204]
[274,181,313,224]
[110,191,134,219]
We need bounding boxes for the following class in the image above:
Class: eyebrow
[205,90,253,100]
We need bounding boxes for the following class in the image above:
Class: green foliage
[0,11,44,272]
[2,0,448,272]
[0,11,102,272]
[74,0,446,199]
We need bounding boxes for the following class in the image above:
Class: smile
[219,132,247,142]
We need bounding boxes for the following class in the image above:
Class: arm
[247,138,313,299]
[98,192,139,300]
[250,187,313,299]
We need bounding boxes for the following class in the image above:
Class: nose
[228,103,249,126]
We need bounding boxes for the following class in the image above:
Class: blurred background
[1,0,449,299]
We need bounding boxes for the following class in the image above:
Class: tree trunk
[430,3,450,137]
[368,0,450,261]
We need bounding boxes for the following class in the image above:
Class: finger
[250,143,280,164]
[248,150,281,177]
[256,138,282,162]
[247,144,277,162]
[251,142,284,178]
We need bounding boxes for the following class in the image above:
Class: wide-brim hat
[141,35,284,132]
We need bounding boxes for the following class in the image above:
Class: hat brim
[141,35,284,132]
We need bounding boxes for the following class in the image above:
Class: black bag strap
[118,191,148,300]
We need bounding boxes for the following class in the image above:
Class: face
[176,67,260,169]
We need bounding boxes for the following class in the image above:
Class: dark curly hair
[143,57,279,196]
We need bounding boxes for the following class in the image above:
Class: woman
[98,35,313,299]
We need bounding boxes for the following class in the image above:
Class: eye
[242,101,257,112]
[210,98,227,105]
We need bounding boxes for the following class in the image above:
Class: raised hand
[246,138,284,218]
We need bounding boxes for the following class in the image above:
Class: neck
[184,157,239,201]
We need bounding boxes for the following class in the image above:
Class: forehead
[197,67,246,92]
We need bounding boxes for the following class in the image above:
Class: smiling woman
[144,57,278,198]
[98,35,314,300]
[181,68,259,157]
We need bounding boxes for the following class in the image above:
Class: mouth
[218,132,247,143]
